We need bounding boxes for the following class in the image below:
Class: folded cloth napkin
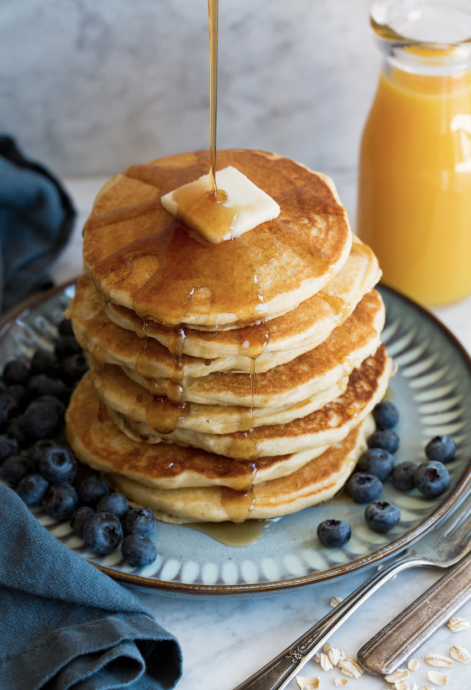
[0,136,75,313]
[0,484,182,690]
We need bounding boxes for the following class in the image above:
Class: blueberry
[317,519,352,548]
[392,461,418,492]
[70,506,95,538]
[6,384,27,408]
[365,501,401,533]
[30,350,58,377]
[367,430,400,454]
[38,395,66,418]
[23,397,64,441]
[6,417,28,448]
[27,375,70,404]
[414,461,450,498]
[347,472,383,504]
[43,483,79,520]
[122,508,157,537]
[16,473,49,506]
[97,492,129,519]
[3,360,30,386]
[60,354,88,385]
[82,513,123,555]
[121,534,157,567]
[1,455,35,485]
[373,401,399,430]
[39,446,77,483]
[357,448,394,481]
[0,434,20,464]
[77,475,109,506]
[28,439,59,465]
[0,394,18,430]
[54,335,81,360]
[425,435,456,464]
[58,319,74,337]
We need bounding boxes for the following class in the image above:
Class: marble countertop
[50,176,471,690]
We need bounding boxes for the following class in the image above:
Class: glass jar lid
[371,0,471,74]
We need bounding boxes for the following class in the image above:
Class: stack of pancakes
[66,149,391,524]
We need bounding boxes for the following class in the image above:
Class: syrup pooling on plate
[187,519,274,547]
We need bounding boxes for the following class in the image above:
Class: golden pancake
[66,375,330,490]
[72,236,381,369]
[121,290,385,408]
[89,358,349,434]
[107,415,375,522]
[83,149,352,329]
[103,345,391,459]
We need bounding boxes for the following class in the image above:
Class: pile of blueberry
[317,400,455,548]
[0,319,157,569]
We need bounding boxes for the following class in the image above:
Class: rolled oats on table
[426,669,449,685]
[424,654,453,668]
[446,616,470,632]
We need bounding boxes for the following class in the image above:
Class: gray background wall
[0,0,380,180]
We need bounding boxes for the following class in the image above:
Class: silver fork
[233,495,471,690]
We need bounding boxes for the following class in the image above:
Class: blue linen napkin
[0,136,76,313]
[0,483,183,690]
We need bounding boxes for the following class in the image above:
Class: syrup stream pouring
[208,0,219,198]
[233,494,471,690]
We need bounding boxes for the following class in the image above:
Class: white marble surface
[0,0,379,177]
[49,177,471,690]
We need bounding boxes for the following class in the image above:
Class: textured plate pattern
[1,282,471,597]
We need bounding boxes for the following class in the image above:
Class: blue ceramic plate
[2,282,471,598]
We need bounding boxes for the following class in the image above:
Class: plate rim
[3,280,471,596]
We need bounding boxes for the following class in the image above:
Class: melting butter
[161,166,280,244]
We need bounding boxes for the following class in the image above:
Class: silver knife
[358,550,471,675]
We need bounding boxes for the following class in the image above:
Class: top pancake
[83,149,352,329]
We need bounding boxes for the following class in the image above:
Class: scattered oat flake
[447,616,470,632]
[408,659,420,671]
[410,683,419,690]
[424,654,453,668]
[385,669,410,683]
[314,653,321,663]
[295,675,320,690]
[330,597,343,608]
[450,644,471,663]
[323,643,333,653]
[338,658,362,679]
[333,677,348,686]
[427,670,449,685]
[395,682,410,690]
[327,647,344,667]
[318,653,333,671]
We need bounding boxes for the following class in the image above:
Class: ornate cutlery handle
[233,555,419,690]
[358,551,471,676]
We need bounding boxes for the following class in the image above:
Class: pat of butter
[161,166,281,244]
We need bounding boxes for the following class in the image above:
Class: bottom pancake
[107,415,375,522]
[66,374,330,490]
